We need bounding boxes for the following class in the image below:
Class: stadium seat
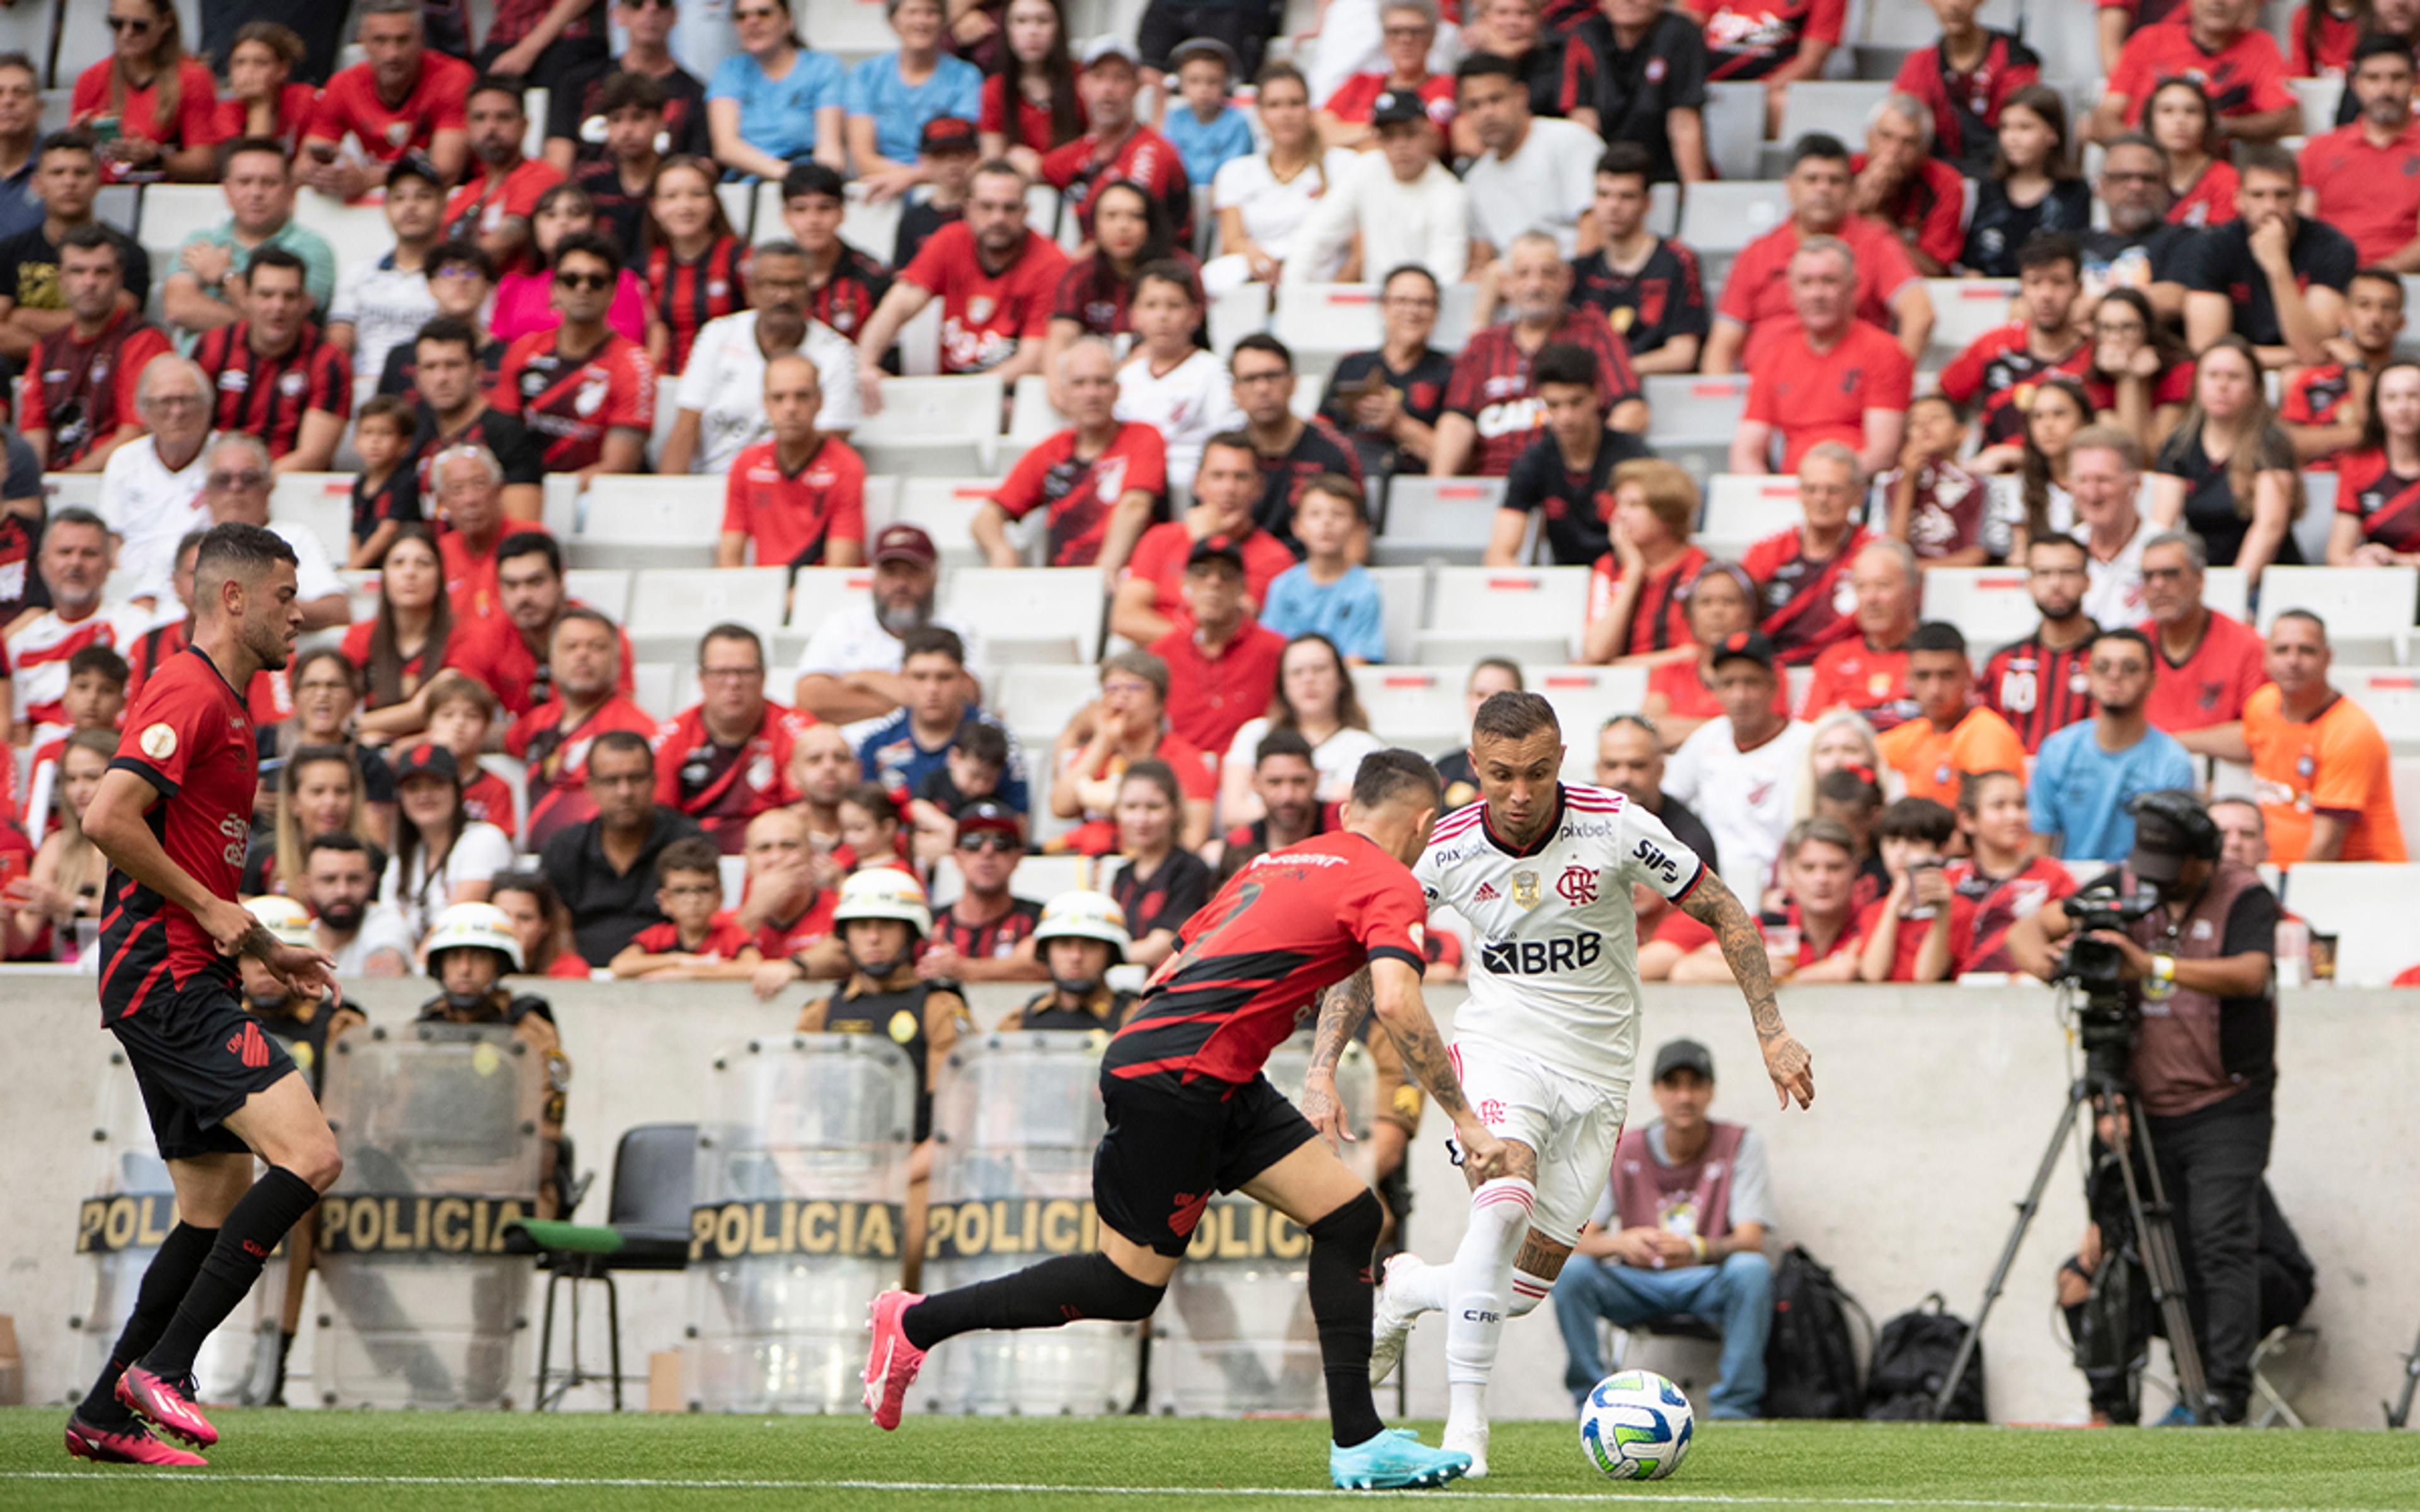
[833,185,902,260]
[896,301,943,376]
[895,478,1003,566]
[2203,566,2250,623]
[134,184,226,282]
[996,663,1103,738]
[1702,474,1802,541]
[1702,83,1768,182]
[853,374,1003,475]
[626,567,790,659]
[1771,83,1892,171]
[1351,663,1472,747]
[1374,477,1507,565]
[573,475,723,570]
[268,472,358,564]
[631,660,678,716]
[1006,372,1068,449]
[338,568,379,626]
[1641,375,1749,446]
[715,180,754,241]
[1272,282,1477,360]
[477,755,532,839]
[786,565,877,632]
[2293,471,2337,564]
[289,193,403,277]
[1419,566,1590,662]
[1207,280,1273,357]
[1921,566,2041,650]
[2291,77,2344,137]
[43,474,102,513]
[2279,863,2420,985]
[1674,181,1788,260]
[564,568,633,622]
[1531,665,1650,781]
[1365,564,1429,665]
[2257,564,2417,663]
[943,566,1106,663]
[1923,280,2019,359]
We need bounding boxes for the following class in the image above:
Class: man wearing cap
[1040,37,1192,241]
[792,524,986,732]
[1874,622,2027,807]
[1661,630,1815,900]
[894,117,981,266]
[918,800,1048,983]
[655,622,814,854]
[1151,535,1288,760]
[2030,628,2196,864]
[1286,89,1468,289]
[856,625,1028,810]
[1552,1038,1776,1419]
[856,159,1068,396]
[843,0,984,203]
[1214,726,1328,885]
[996,888,1137,1029]
[1110,433,1298,645]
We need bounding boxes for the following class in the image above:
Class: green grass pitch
[7,1409,2420,1511]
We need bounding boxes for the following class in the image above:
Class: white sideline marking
[0,1472,2404,1511]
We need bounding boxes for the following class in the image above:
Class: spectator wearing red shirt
[654,624,812,854]
[1703,134,1933,373]
[1669,815,1864,983]
[1148,539,1288,761]
[2137,529,2268,761]
[1977,534,2100,754]
[2087,3,2298,146]
[2281,268,2403,471]
[1799,539,1921,730]
[18,227,170,471]
[1741,443,1876,666]
[976,337,1164,572]
[2287,0,2361,76]
[451,530,636,716]
[1937,232,2092,446]
[302,0,473,200]
[856,160,1068,389]
[1319,0,1460,151]
[1434,234,1647,478]
[490,232,657,477]
[1045,648,1219,854]
[192,247,352,472]
[1581,457,1709,662]
[2297,37,2420,268]
[978,1,1086,168]
[1701,0,1845,96]
[1891,1,2041,178]
[69,0,224,182]
[1854,796,1975,982]
[429,445,543,622]
[1948,767,2078,971]
[1731,238,1912,478]
[509,607,664,847]
[718,354,868,572]
[214,23,321,156]
[1039,37,1192,241]
[1109,433,1298,646]
[1228,333,1366,549]
[1850,94,1968,276]
[442,78,565,268]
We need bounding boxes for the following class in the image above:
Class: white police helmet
[245,895,316,950]
[831,868,933,939]
[1033,889,1130,961]
[421,901,526,974]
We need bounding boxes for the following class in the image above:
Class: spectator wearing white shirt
[1284,90,1468,289]
[791,523,984,741]
[98,355,215,610]
[659,241,862,476]
[181,434,349,628]
[326,154,446,392]
[1114,267,1240,495]
[7,509,139,745]
[1659,629,1816,902]
[383,742,516,940]
[2070,425,2157,630]
[1204,63,1357,294]
[1455,53,1600,265]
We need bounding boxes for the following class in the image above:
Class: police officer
[2006,790,2282,1424]
[996,891,1137,1032]
[794,870,971,1288]
[419,902,575,1220]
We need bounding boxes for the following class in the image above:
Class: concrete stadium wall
[4,978,2416,1428]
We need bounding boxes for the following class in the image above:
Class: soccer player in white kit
[1347,685,1815,1475]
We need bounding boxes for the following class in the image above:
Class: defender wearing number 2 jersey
[1356,687,1814,1479]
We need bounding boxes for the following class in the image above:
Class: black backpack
[1761,1244,1870,1419]
[1864,1293,1986,1422]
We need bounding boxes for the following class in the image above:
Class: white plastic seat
[1531,666,1651,781]
[626,566,790,657]
[1702,83,1768,182]
[1274,282,1478,360]
[2279,863,2420,985]
[1376,477,1507,565]
[1923,279,2019,358]
[1775,83,1893,155]
[895,478,1003,565]
[1640,374,1749,444]
[853,374,1003,476]
[267,472,358,565]
[573,474,724,569]
[1006,372,1068,449]
[1419,566,1591,662]
[289,194,405,275]
[1675,181,1789,257]
[2291,77,2344,137]
[563,568,633,622]
[631,660,679,718]
[1365,564,1429,666]
[1351,663,1471,747]
[996,663,1103,738]
[942,566,1105,664]
[786,566,877,631]
[1702,474,1804,541]
[43,474,103,513]
[2331,665,2420,748]
[2258,565,2417,662]
[134,184,227,274]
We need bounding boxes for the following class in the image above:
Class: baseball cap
[919,115,977,154]
[1652,1038,1715,1083]
[1187,534,1247,572]
[393,743,461,786]
[870,523,938,568]
[1371,90,1428,127]
[2126,792,2209,885]
[956,799,1025,843]
[1080,34,1141,69]
[386,152,443,192]
[1168,36,1240,75]
[1707,629,1777,673]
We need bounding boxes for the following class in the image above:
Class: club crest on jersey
[1511,869,1541,909]
[968,295,997,323]
[1555,865,1599,907]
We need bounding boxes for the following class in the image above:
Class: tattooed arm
[1364,956,1511,1180]
[1301,968,1374,1149]
[1680,869,1816,1110]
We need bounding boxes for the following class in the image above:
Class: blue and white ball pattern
[1578,1369,1695,1481]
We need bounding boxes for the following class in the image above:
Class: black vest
[823,981,951,1140]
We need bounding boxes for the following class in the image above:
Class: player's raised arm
[1363,956,1510,1179]
[1679,869,1815,1109]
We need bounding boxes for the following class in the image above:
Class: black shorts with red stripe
[1090,1068,1318,1258]
[108,980,296,1160]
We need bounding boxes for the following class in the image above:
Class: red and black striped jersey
[931,898,1044,962]
[1442,311,1642,477]
[490,329,657,472]
[192,321,354,460]
[643,234,748,376]
[20,308,172,465]
[1947,853,2077,971]
[808,244,894,342]
[2335,447,2420,556]
[1976,625,2097,754]
[1105,830,1429,1089]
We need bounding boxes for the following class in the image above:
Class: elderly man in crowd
[1799,539,1921,730]
[429,445,526,622]
[508,608,664,847]
[98,356,215,603]
[2140,530,2268,762]
[178,435,349,629]
[2072,428,2157,629]
[1850,93,1964,277]
[20,227,170,473]
[976,339,1164,575]
[1742,442,1876,666]
[1730,238,1911,478]
[2082,134,2193,314]
[7,509,132,744]
[539,728,709,965]
[1433,233,1645,479]
[657,623,814,854]
[791,524,982,732]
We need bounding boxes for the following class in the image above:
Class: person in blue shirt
[1161,38,1257,195]
[844,0,984,200]
[2029,627,2197,862]
[706,0,845,182]
[1259,474,1386,663]
[855,624,1032,811]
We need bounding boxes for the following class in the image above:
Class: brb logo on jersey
[1480,932,1603,976]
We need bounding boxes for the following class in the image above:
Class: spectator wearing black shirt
[0,132,147,364]
[406,315,546,521]
[1487,342,1652,566]
[1891,0,2041,178]
[1468,0,1569,118]
[1559,0,1709,183]
[1434,657,1524,809]
[543,2,712,172]
[1105,757,1213,967]
[1569,142,1708,373]
[893,115,978,268]
[570,71,670,256]
[782,161,896,344]
[1318,263,1453,481]
[1962,84,2091,278]
[1230,333,1363,552]
[2182,144,2355,369]
[538,729,709,963]
[1213,726,1330,885]
[2147,335,2303,583]
[379,241,507,397]
[918,799,1047,983]
[2081,134,2196,319]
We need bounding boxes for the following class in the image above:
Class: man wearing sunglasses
[490,231,654,477]
[190,246,353,474]
[918,801,1048,983]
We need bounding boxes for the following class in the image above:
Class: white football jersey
[1415,783,1707,1091]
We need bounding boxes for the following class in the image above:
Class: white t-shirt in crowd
[2078,512,2157,629]
[100,434,212,604]
[1211,149,1361,268]
[1463,117,1602,258]
[323,903,420,975]
[676,309,863,475]
[1114,348,1241,495]
[1284,154,1470,290]
[382,820,517,941]
[793,602,986,744]
[1660,717,1814,901]
[328,252,440,391]
[1223,716,1386,802]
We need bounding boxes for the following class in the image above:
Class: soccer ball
[1578,1369,1695,1481]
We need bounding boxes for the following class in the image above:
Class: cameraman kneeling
[2003,790,2281,1425]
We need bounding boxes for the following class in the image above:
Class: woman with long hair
[1977,374,2089,551]
[977,0,1083,173]
[250,745,379,897]
[71,0,221,181]
[2148,336,2304,583]
[2084,286,2192,454]
[1205,62,1351,292]
[343,526,460,740]
[2147,78,2237,227]
[1790,707,1888,822]
[1639,563,1785,748]
[1219,633,1385,822]
[2290,0,2367,76]
[8,730,117,960]
[492,182,648,343]
[383,745,516,940]
[638,155,747,374]
[705,0,847,181]
[1581,457,1709,663]
[2329,360,2420,563]
[1962,84,2089,276]
[1107,759,1213,968]
[214,21,316,151]
[1045,180,1201,370]
[491,869,591,978]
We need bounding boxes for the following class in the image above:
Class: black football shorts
[1092,1069,1319,1257]
[110,980,298,1160]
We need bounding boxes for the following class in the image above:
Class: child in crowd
[347,393,420,570]
[1114,263,1232,493]
[894,117,981,268]
[1881,394,1990,566]
[420,672,519,840]
[1259,474,1384,662]
[1161,38,1256,191]
[1947,767,2077,971]
[908,722,1015,861]
[1855,797,1976,983]
[1809,764,1890,910]
[839,781,916,875]
[22,646,127,826]
[610,836,764,978]
[1962,84,2090,277]
[572,71,669,255]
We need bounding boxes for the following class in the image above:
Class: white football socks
[1443,1177,1536,1414]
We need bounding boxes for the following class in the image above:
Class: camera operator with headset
[2003,789,2281,1424]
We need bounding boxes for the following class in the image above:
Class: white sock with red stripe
[1443,1177,1536,1428]
[1508,1267,1553,1317]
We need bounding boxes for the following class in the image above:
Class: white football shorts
[1447,1035,1630,1247]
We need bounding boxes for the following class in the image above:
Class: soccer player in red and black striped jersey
[192,248,353,472]
[490,232,657,476]
[64,523,343,1467]
[638,156,748,375]
[1977,534,2099,753]
[1434,234,1644,479]
[976,339,1165,570]
[864,751,1508,1491]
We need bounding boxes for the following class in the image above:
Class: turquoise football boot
[1328,1429,1472,1490]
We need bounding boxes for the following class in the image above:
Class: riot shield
[918,1033,1140,1416]
[686,1033,918,1413]
[1151,1040,1378,1416]
[311,1021,544,1409]
[68,1048,277,1404]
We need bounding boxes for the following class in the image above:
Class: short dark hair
[224,135,293,171]
[1350,748,1444,811]
[1132,256,1198,303]
[2237,142,2298,186]
[36,129,97,164]
[957,720,1009,767]
[554,604,619,643]
[1119,757,1183,809]
[468,73,526,108]
[415,313,482,360]
[1471,689,1559,745]
[1954,768,2023,814]
[654,835,723,886]
[1230,331,1294,374]
[599,68,668,115]
[193,521,299,585]
[1596,141,1651,181]
[304,831,373,862]
[783,159,846,202]
[842,780,904,823]
[1298,472,1367,523]
[700,622,764,665]
[67,643,127,687]
[1454,51,1522,87]
[1876,796,1957,846]
[1255,726,1317,767]
[1904,621,1968,658]
[1469,656,1524,691]
[497,530,562,576]
[2024,532,2088,564]
[1784,815,1858,861]
[357,392,415,433]
[1380,263,1439,299]
[1201,430,1259,468]
[2090,626,2154,663]
[428,239,495,281]
[1531,341,1598,392]
[55,223,122,272]
[2354,28,2416,66]
[590,728,653,765]
[1789,132,1850,169]
[2351,264,2407,301]
[245,244,307,282]
[2015,231,2080,278]
[2273,606,2328,641]
[900,624,966,666]
[553,231,621,273]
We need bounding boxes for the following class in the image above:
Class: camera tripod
[2388,1319,2420,1428]
[1933,992,2212,1423]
